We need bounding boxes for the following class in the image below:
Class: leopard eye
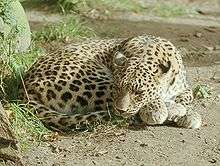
[114,51,127,66]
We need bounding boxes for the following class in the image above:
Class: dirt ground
[22,2,220,165]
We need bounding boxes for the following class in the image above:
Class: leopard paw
[176,111,202,129]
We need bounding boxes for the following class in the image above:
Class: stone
[0,0,31,53]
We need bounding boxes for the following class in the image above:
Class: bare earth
[23,7,220,166]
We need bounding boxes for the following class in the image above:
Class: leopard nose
[114,92,130,115]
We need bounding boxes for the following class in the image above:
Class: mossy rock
[0,0,31,52]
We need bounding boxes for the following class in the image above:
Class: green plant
[0,29,43,101]
[193,84,212,99]
[33,17,95,43]
[9,103,51,151]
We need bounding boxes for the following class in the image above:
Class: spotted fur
[19,34,201,131]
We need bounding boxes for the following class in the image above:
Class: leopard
[19,34,202,132]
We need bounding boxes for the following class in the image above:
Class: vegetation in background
[33,17,95,43]
[57,0,144,14]
[58,0,197,17]
[22,0,195,18]
[150,2,193,17]
[56,0,195,17]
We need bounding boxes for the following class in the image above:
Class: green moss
[0,0,31,52]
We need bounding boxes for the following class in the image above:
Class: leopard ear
[114,51,127,66]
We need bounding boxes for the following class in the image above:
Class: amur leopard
[19,34,202,132]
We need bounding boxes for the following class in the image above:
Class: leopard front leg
[137,97,169,125]
[166,88,193,122]
[175,88,193,106]
[174,88,202,129]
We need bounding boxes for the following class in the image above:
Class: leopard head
[112,37,154,117]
